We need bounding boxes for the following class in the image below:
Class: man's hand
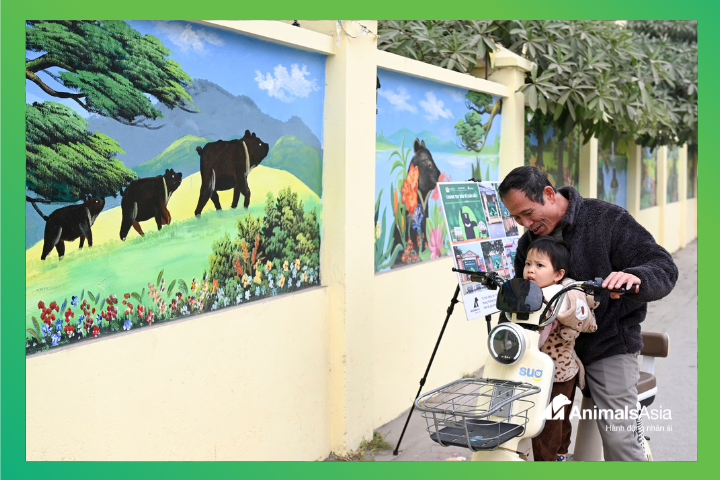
[602,272,641,299]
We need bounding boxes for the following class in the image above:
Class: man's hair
[498,166,554,204]
[526,237,570,275]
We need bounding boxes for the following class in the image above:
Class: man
[498,166,678,461]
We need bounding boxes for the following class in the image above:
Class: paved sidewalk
[371,240,698,461]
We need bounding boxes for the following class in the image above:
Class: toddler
[523,237,598,462]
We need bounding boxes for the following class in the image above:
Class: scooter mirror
[496,278,543,313]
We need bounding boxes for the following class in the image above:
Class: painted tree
[25,20,196,217]
[455,91,502,152]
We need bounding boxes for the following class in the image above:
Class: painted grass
[26,166,321,330]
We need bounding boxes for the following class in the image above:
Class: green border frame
[2,2,712,478]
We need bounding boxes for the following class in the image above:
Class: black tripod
[392,269,502,456]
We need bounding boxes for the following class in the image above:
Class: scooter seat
[638,371,656,395]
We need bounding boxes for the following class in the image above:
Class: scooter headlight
[487,323,526,365]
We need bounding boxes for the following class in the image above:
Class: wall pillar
[579,136,598,198]
[679,144,688,247]
[657,146,668,248]
[488,47,532,179]
[626,141,641,219]
[322,20,378,455]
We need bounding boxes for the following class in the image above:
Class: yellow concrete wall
[637,207,661,244]
[685,198,698,244]
[27,287,331,461]
[663,202,682,253]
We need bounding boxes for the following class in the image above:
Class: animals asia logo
[541,394,572,420]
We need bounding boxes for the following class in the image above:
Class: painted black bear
[461,211,478,240]
[410,139,441,205]
[119,169,183,240]
[194,130,270,216]
[40,197,105,260]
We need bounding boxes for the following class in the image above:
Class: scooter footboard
[415,378,540,452]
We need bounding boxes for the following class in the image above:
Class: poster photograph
[438,181,520,320]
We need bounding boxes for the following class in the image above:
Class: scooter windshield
[496,278,543,313]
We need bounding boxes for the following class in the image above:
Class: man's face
[501,187,560,236]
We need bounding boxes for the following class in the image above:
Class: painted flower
[71,296,78,307]
[108,295,118,305]
[233,258,244,276]
[266,260,273,271]
[393,189,399,214]
[269,279,274,289]
[283,261,289,272]
[64,324,75,338]
[55,319,63,331]
[296,279,301,288]
[51,333,60,346]
[272,288,277,296]
[181,305,189,315]
[292,268,297,278]
[401,165,419,213]
[294,259,301,271]
[191,278,198,292]
[278,274,286,288]
[218,288,224,298]
[123,319,132,330]
[92,326,100,337]
[41,324,51,338]
[255,286,260,297]
[245,290,251,301]
[146,310,155,325]
[412,206,424,236]
[236,294,242,305]
[432,172,452,201]
[38,301,45,310]
[429,226,444,259]
[212,279,219,294]
[137,305,145,319]
[212,301,218,311]
[302,271,308,282]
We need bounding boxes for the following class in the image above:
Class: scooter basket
[415,378,540,451]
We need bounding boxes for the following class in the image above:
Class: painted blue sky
[376,69,502,146]
[26,21,326,143]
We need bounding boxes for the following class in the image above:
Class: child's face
[523,249,564,288]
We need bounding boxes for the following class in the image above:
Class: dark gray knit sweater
[513,186,679,366]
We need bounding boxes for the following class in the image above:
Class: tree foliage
[26,20,196,127]
[378,20,698,149]
[455,92,502,152]
[26,102,136,207]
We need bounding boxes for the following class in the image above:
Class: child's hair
[526,237,570,277]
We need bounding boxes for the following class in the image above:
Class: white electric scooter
[414,274,668,461]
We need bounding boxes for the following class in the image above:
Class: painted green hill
[134,134,209,179]
[388,128,459,152]
[262,136,322,197]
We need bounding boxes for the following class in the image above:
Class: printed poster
[437,181,521,321]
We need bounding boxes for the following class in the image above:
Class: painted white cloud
[254,64,320,103]
[420,92,453,122]
[154,22,224,53]
[444,88,465,103]
[378,87,417,113]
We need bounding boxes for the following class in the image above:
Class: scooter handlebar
[583,277,640,295]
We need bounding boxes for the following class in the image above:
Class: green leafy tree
[25,102,136,217]
[26,20,196,218]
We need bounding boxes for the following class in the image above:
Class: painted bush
[641,147,658,209]
[524,119,580,189]
[374,69,502,272]
[25,21,325,353]
[597,140,628,209]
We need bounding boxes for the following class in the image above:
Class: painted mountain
[25,79,323,247]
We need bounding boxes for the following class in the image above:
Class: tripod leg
[393,284,461,455]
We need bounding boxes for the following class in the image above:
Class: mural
[25,21,325,353]
[374,69,502,272]
[640,147,658,209]
[524,118,580,189]
[667,145,680,203]
[688,143,697,199]
[597,141,628,209]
